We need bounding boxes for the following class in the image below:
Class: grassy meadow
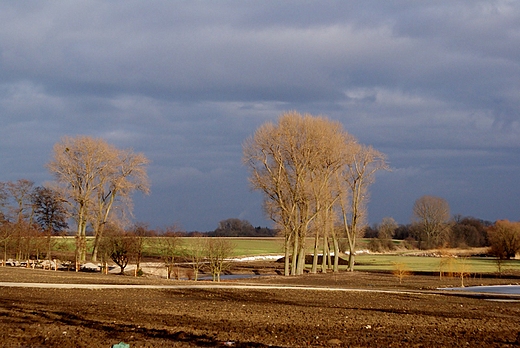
[353,253,520,274]
[48,236,520,274]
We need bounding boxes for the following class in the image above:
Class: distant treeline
[363,216,493,251]
[180,218,278,237]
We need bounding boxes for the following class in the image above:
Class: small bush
[392,262,410,284]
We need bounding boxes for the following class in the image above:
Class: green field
[144,237,287,258]
[50,236,288,258]
[49,236,520,274]
[353,254,520,274]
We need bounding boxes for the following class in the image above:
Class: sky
[1,1,519,232]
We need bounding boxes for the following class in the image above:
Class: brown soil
[1,264,520,347]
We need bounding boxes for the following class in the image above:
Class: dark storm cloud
[1,1,519,230]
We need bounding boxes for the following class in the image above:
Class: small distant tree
[412,195,451,249]
[205,238,234,282]
[185,236,206,281]
[159,236,180,280]
[488,220,520,260]
[0,182,8,222]
[439,255,457,279]
[369,217,398,252]
[392,262,410,284]
[7,179,35,224]
[456,257,471,287]
[6,180,37,260]
[100,226,134,274]
[128,222,152,277]
[0,222,10,265]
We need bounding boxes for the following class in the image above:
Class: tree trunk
[291,232,299,275]
[332,237,339,272]
[311,232,319,274]
[284,232,291,276]
[321,235,329,272]
[327,241,332,271]
[296,235,306,275]
[91,229,101,262]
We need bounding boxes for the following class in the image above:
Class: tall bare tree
[244,111,384,275]
[48,136,114,263]
[47,135,149,263]
[90,148,150,261]
[336,144,388,271]
[412,195,451,249]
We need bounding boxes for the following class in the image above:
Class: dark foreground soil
[1,265,520,347]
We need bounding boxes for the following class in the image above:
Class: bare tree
[336,145,388,271]
[392,262,410,284]
[488,220,520,260]
[31,186,69,261]
[243,111,357,275]
[0,222,10,265]
[7,179,35,224]
[128,222,151,277]
[5,180,38,260]
[90,148,150,262]
[47,136,149,263]
[159,235,180,279]
[412,195,451,249]
[205,237,234,282]
[369,217,397,252]
[184,236,206,281]
[32,186,69,234]
[99,225,135,275]
[47,136,115,263]
[0,182,8,222]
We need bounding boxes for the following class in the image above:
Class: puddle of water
[439,285,520,295]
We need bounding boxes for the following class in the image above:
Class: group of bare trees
[157,233,234,282]
[95,226,234,281]
[47,136,150,266]
[0,179,68,262]
[368,195,519,262]
[0,136,149,267]
[243,111,387,275]
[369,196,487,251]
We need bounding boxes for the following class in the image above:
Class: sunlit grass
[353,254,520,273]
[49,236,520,274]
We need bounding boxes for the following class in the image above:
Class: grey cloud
[1,1,519,230]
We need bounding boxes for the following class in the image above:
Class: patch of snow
[231,255,284,262]
[81,262,101,271]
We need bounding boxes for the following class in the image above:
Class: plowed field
[1,265,519,347]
